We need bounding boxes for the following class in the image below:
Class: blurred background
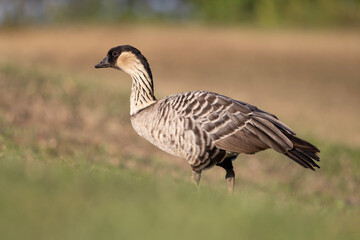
[0,1,359,240]
[1,0,360,28]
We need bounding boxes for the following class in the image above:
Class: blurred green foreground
[0,143,359,240]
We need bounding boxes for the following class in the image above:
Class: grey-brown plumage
[95,45,320,192]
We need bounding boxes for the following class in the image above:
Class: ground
[0,25,359,239]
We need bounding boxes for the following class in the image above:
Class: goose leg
[191,170,202,186]
[225,169,235,193]
[216,156,236,193]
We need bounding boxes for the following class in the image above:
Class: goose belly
[130,112,189,159]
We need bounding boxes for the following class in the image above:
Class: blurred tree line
[192,0,360,27]
[0,0,359,28]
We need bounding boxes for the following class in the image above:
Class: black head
[95,45,152,80]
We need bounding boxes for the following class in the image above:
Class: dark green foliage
[1,0,360,28]
[191,0,360,27]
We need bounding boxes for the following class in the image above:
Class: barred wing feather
[175,91,319,170]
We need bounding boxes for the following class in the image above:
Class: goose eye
[112,51,119,57]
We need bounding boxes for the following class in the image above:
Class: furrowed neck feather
[129,65,156,116]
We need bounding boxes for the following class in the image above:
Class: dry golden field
[1,26,359,144]
[0,25,359,240]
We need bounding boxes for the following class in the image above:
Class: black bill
[95,56,110,68]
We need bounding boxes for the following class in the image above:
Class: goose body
[95,45,320,192]
[131,91,239,171]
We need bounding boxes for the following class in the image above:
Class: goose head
[95,45,152,80]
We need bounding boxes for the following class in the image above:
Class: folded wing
[179,91,320,170]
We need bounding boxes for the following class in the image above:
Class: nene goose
[95,45,320,192]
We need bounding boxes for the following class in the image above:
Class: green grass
[0,127,360,240]
[0,62,359,240]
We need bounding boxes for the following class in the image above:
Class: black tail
[283,132,320,171]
